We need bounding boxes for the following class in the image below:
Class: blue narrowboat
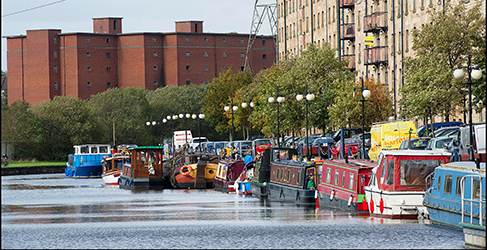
[65,144,112,178]
[424,161,485,227]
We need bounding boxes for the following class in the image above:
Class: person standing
[2,153,8,167]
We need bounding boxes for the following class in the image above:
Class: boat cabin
[372,150,451,192]
[68,144,112,168]
[270,160,316,189]
[122,146,165,179]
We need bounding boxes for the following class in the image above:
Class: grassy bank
[2,161,66,168]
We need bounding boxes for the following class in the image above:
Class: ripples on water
[1,174,466,249]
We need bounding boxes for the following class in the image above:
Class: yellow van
[368,119,418,161]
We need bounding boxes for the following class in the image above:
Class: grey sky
[1,0,275,72]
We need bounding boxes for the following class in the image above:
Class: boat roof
[322,158,376,169]
[129,146,165,150]
[380,149,451,156]
[440,161,486,171]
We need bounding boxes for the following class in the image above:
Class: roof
[381,149,451,156]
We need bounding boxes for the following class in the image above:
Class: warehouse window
[54,81,58,90]
[153,65,158,71]
[186,65,190,70]
[152,37,156,42]
[106,38,110,43]
[204,52,208,57]
[87,52,91,58]
[54,66,58,73]
[222,66,227,71]
[106,53,110,58]
[53,37,57,44]
[222,37,226,43]
[241,38,244,43]
[53,51,57,59]
[263,54,267,59]
[204,65,209,71]
[87,66,91,72]
[106,67,111,72]
[87,81,92,87]
[185,37,189,42]
[186,80,190,85]
[204,80,209,84]
[262,40,265,46]
[222,52,227,57]
[240,66,244,71]
[86,37,90,43]
[204,37,208,43]
[186,51,190,57]
[153,81,158,86]
[107,82,111,87]
[241,52,245,58]
[153,51,157,57]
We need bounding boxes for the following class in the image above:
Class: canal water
[2,174,466,249]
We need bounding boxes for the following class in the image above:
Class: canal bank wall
[1,166,65,176]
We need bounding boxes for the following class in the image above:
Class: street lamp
[224,97,238,142]
[268,86,285,147]
[146,116,157,146]
[354,78,372,159]
[453,54,483,161]
[192,113,206,152]
[296,83,315,160]
[241,100,255,141]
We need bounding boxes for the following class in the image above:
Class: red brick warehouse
[4,17,276,106]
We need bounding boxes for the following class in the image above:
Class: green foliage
[87,87,152,146]
[30,96,103,161]
[1,100,41,160]
[401,2,485,122]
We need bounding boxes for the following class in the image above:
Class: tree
[30,96,103,161]
[401,2,485,125]
[202,69,253,140]
[1,100,41,160]
[87,87,151,146]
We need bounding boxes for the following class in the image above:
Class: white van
[173,130,192,150]
[189,137,209,150]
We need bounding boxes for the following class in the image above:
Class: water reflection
[2,174,466,249]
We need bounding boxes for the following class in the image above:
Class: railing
[340,23,355,40]
[364,12,388,32]
[461,174,485,226]
[339,0,354,8]
[341,54,356,69]
[364,46,388,65]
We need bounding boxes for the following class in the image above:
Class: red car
[252,139,272,156]
[330,139,362,158]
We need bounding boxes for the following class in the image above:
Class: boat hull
[267,182,318,205]
[250,181,269,197]
[102,170,122,185]
[65,163,102,178]
[118,175,165,190]
[318,192,368,212]
[364,187,427,219]
[213,178,236,192]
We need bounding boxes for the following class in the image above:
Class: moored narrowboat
[118,146,166,190]
[364,150,451,219]
[102,153,130,185]
[169,154,220,189]
[213,159,246,192]
[424,161,485,229]
[250,148,298,198]
[317,158,375,212]
[65,144,111,178]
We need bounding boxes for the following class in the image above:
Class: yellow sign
[365,36,374,46]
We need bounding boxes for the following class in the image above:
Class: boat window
[349,173,354,189]
[277,168,280,180]
[116,160,123,169]
[281,169,284,181]
[326,168,331,183]
[455,176,462,196]
[473,179,480,198]
[385,160,394,185]
[297,171,301,185]
[342,171,346,187]
[287,170,291,182]
[80,146,89,153]
[399,160,442,186]
[444,174,453,194]
[91,146,98,154]
[437,174,442,193]
[99,146,109,153]
[380,156,387,184]
[334,170,339,185]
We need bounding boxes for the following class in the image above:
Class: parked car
[332,128,363,142]
[425,136,454,151]
[417,122,463,137]
[189,137,209,150]
[302,137,335,158]
[431,126,460,137]
[399,137,432,150]
[330,138,362,158]
[232,140,252,155]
